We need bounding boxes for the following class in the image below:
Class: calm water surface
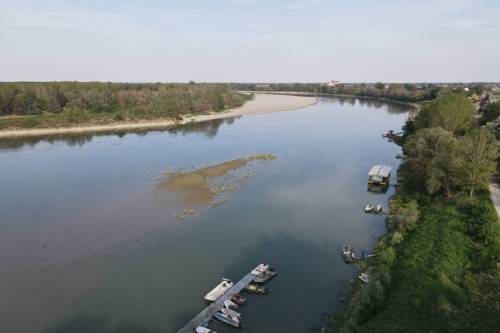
[0,97,410,333]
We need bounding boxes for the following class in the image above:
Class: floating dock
[176,273,256,333]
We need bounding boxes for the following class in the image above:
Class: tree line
[0,82,250,118]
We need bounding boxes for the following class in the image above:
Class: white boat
[204,278,233,302]
[251,263,270,275]
[214,310,241,327]
[221,307,241,320]
[375,204,383,213]
[224,299,238,310]
[358,272,369,283]
[364,204,374,213]
[251,263,277,283]
[195,326,216,333]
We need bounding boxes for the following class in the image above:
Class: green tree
[481,101,500,124]
[425,134,461,196]
[374,82,385,89]
[388,198,419,231]
[459,128,497,197]
[414,94,474,134]
[405,127,460,194]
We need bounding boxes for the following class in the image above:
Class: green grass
[325,191,499,333]
[358,201,472,332]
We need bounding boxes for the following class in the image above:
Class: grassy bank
[324,188,499,333]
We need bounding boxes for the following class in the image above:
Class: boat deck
[176,273,255,333]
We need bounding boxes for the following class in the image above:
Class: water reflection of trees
[321,96,412,114]
[168,117,239,139]
[0,117,240,152]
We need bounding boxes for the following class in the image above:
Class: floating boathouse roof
[368,165,392,178]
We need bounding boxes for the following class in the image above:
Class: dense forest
[0,82,250,129]
[230,82,488,104]
[324,96,500,333]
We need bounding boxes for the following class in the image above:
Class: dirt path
[489,182,500,217]
[0,93,317,139]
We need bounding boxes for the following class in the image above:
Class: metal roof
[368,165,392,178]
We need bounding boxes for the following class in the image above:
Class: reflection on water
[0,117,239,152]
[0,97,411,333]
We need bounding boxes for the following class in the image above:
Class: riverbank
[0,93,316,139]
[324,94,500,333]
[241,90,420,109]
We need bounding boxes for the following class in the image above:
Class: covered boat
[204,278,233,302]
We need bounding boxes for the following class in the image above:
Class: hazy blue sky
[1,0,499,82]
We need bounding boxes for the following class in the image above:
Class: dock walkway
[176,273,255,333]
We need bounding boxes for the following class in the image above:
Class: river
[0,96,410,333]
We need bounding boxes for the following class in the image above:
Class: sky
[0,0,499,83]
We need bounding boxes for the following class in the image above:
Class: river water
[0,97,410,333]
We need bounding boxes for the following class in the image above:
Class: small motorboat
[374,204,383,213]
[244,283,268,294]
[214,311,241,328]
[358,273,369,283]
[230,293,247,305]
[224,299,238,310]
[364,204,374,213]
[341,245,355,263]
[195,326,216,333]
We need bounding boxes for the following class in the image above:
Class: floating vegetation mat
[156,154,276,221]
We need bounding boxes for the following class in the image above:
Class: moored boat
[358,272,369,283]
[224,299,238,310]
[195,326,216,333]
[341,245,355,263]
[364,204,374,213]
[213,310,241,328]
[230,293,247,305]
[204,278,233,302]
[244,283,268,294]
[251,263,277,283]
[221,307,241,320]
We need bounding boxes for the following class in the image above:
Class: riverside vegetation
[231,82,489,104]
[324,95,500,333]
[0,82,251,129]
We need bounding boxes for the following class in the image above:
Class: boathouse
[368,165,391,186]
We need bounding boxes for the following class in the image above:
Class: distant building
[255,84,270,89]
[324,80,340,87]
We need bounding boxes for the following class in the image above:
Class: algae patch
[157,154,276,221]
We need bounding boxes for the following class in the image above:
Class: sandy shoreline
[0,93,317,139]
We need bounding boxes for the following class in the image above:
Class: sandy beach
[0,93,316,139]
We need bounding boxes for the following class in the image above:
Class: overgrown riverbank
[0,82,251,130]
[324,95,500,333]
